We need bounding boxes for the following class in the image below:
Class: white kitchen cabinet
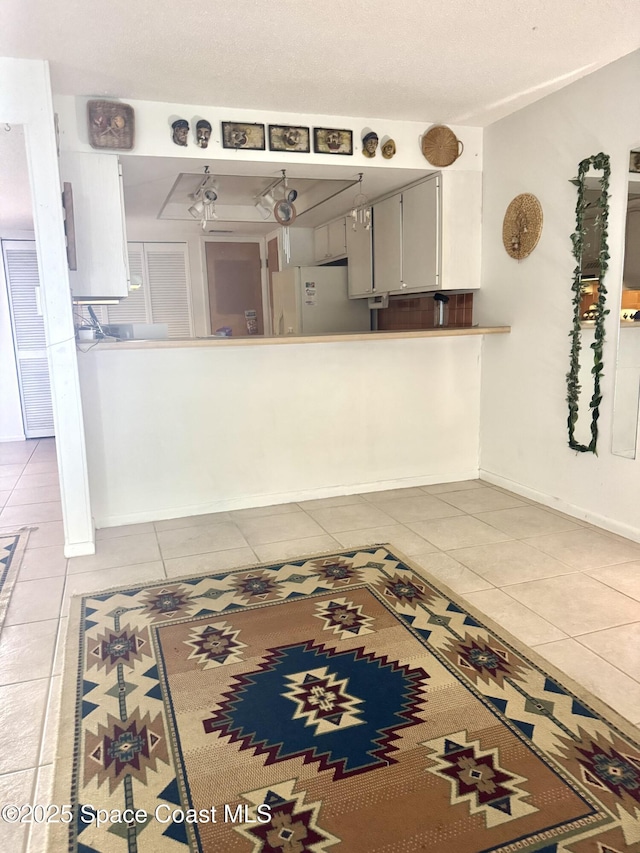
[328,218,346,257]
[372,194,402,292]
[401,179,439,291]
[278,227,315,268]
[373,177,439,294]
[58,151,129,300]
[372,172,481,294]
[439,171,482,292]
[346,214,373,298]
[313,224,329,261]
[313,217,347,262]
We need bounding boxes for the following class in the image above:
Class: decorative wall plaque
[268,125,310,153]
[313,128,353,155]
[222,122,265,150]
[87,100,135,150]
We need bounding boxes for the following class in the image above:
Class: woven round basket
[420,125,463,167]
[502,193,543,260]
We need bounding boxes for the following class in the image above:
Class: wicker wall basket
[87,100,135,150]
[502,193,543,260]
[421,125,463,167]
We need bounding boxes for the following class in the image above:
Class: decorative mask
[362,131,379,158]
[196,120,212,149]
[381,139,396,160]
[171,119,189,147]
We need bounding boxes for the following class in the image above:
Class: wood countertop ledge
[83,327,511,350]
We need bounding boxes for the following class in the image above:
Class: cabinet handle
[401,281,407,289]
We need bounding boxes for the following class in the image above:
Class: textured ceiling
[1,1,638,126]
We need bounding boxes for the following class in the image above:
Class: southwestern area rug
[54,547,640,852]
[0,530,28,633]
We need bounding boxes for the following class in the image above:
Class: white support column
[0,58,94,555]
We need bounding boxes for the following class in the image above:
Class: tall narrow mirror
[568,162,609,454]
[611,148,640,458]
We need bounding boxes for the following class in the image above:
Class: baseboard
[93,470,481,529]
[0,434,26,443]
[64,541,96,557]
[480,468,640,545]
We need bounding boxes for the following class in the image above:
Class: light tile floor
[1,438,640,850]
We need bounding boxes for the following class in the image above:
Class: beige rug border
[0,527,31,634]
[53,542,640,849]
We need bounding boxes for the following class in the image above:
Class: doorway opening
[204,240,266,336]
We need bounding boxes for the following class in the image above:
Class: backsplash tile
[378,292,474,331]
[621,290,640,310]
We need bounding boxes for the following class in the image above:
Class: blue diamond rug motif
[203,639,428,779]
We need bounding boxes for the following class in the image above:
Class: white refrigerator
[271,266,370,335]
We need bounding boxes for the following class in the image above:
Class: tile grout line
[23,520,56,853]
[513,532,640,576]
[493,582,640,649]
[496,560,640,609]
[532,632,640,692]
[462,583,570,641]
[483,566,589,587]
[571,622,640,685]
[578,569,640,602]
[151,521,168,579]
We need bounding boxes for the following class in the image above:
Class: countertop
[83,326,511,350]
[580,321,640,330]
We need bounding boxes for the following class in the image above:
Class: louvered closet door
[144,244,193,337]
[107,243,193,338]
[2,241,55,438]
[107,243,149,325]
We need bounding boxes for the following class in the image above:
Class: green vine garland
[566,152,610,453]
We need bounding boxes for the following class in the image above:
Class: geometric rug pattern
[54,547,640,852]
[0,531,28,634]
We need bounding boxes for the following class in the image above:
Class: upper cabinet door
[346,215,373,298]
[373,194,402,293]
[401,177,440,292]
[314,219,347,262]
[58,152,129,300]
[328,218,347,258]
[314,224,330,262]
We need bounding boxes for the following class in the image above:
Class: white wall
[0,58,94,555]
[53,92,485,532]
[78,338,481,527]
[478,49,640,540]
